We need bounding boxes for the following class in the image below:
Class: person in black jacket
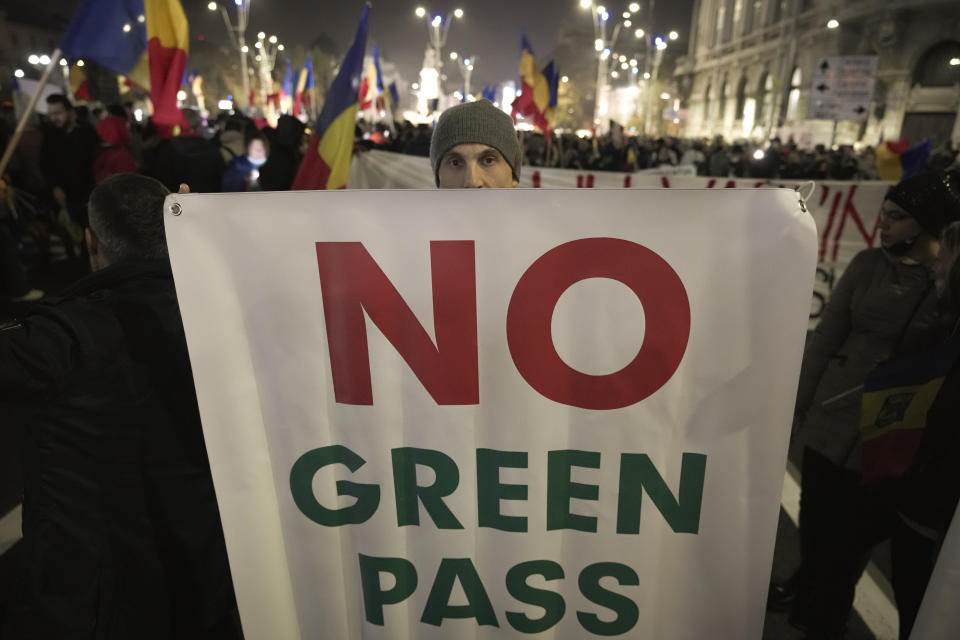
[0,174,240,640]
[39,94,99,228]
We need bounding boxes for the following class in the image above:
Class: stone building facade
[673,0,960,147]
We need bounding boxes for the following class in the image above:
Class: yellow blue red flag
[292,4,369,190]
[511,35,551,133]
[60,0,189,131]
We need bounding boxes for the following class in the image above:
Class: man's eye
[448,157,461,167]
[483,155,497,165]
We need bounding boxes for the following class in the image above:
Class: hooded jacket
[0,261,238,639]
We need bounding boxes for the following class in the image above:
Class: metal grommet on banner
[797,181,816,214]
[170,202,182,216]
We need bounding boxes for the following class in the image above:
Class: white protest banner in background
[350,150,891,329]
[166,189,816,639]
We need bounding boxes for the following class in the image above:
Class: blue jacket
[221,155,258,192]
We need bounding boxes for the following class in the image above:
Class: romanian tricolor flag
[358,45,380,112]
[859,338,960,485]
[292,4,369,190]
[60,0,189,130]
[511,35,551,133]
[294,57,315,116]
[69,64,90,101]
[875,138,934,181]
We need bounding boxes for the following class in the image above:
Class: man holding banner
[430,100,521,189]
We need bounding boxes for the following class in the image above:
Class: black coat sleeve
[0,312,78,402]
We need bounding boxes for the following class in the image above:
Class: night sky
[37,0,695,90]
[182,0,694,89]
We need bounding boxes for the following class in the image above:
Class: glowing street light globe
[257,31,265,39]
[580,0,592,8]
[59,58,67,66]
[669,30,679,40]
[207,1,217,10]
[628,2,640,11]
[432,15,442,27]
[415,6,426,17]
[14,69,24,78]
[450,51,458,60]
[269,35,277,44]
[826,18,839,29]
[38,54,50,65]
[624,19,631,27]
[278,44,285,51]
[594,39,604,51]
[454,8,463,18]
[27,55,39,64]
[561,75,569,83]
[77,60,85,67]
[634,28,645,38]
[951,57,960,66]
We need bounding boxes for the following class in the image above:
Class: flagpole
[0,49,62,180]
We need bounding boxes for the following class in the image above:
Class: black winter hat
[885,170,960,237]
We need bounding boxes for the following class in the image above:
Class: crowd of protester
[374,121,960,179]
[1,95,960,640]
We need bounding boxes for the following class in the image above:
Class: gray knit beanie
[430,100,522,186]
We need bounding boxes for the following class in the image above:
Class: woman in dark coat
[773,171,960,637]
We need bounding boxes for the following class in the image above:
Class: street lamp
[414,5,464,111]
[668,30,678,40]
[14,69,24,78]
[950,57,960,66]
[450,52,477,100]
[628,2,640,11]
[251,31,284,112]
[826,18,839,29]
[208,1,252,108]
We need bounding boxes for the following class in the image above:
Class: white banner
[349,150,892,330]
[166,188,816,639]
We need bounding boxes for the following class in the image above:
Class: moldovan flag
[511,35,551,132]
[60,0,189,129]
[292,4,369,190]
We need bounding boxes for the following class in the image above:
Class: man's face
[437,143,517,189]
[47,103,72,129]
